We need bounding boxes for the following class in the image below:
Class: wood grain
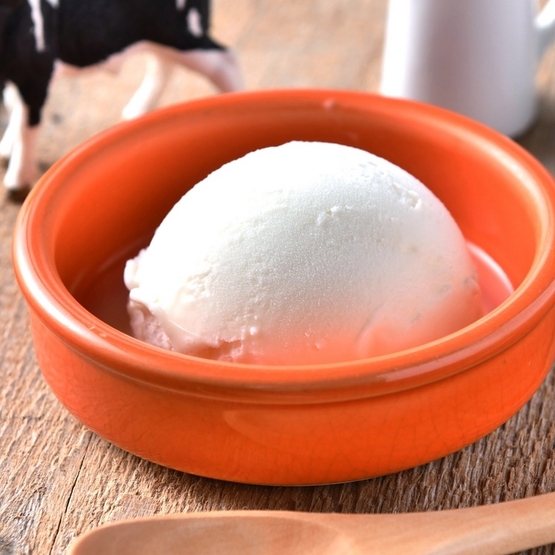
[2,1,555,553]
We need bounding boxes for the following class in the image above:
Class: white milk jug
[380,0,555,136]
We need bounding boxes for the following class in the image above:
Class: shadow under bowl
[12,89,555,485]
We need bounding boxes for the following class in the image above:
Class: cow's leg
[0,82,22,161]
[176,48,243,93]
[122,54,174,120]
[4,65,51,191]
[3,101,39,191]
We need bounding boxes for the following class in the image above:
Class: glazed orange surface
[13,90,555,484]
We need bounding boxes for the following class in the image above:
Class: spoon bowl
[70,513,353,555]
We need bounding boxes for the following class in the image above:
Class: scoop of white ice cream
[124,141,483,364]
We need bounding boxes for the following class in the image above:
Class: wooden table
[3,1,555,553]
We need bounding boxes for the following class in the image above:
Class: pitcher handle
[537,0,555,58]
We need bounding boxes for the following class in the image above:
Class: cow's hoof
[5,185,31,203]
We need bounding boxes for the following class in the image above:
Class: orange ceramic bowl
[12,89,555,485]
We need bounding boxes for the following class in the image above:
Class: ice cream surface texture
[124,141,483,364]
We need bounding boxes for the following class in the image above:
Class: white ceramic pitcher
[380,0,555,136]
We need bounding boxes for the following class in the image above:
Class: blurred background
[3,0,554,182]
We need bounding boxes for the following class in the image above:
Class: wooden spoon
[68,492,555,555]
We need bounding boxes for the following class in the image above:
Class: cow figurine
[0,0,243,193]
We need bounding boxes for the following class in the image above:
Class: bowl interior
[25,90,552,368]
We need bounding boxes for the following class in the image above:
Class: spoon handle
[335,490,555,554]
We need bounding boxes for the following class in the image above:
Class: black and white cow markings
[0,0,243,192]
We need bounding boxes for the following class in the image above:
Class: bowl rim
[12,88,555,402]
